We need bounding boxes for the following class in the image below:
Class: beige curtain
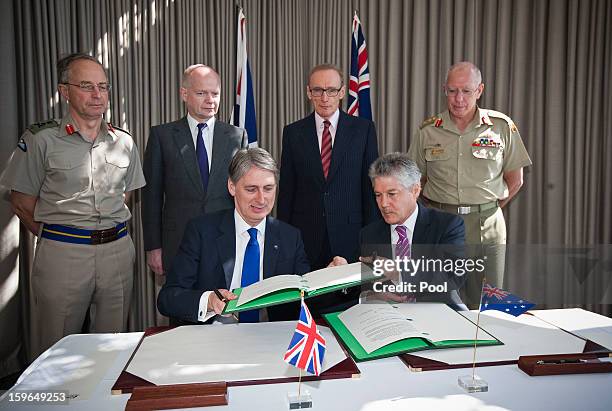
[1,0,611,372]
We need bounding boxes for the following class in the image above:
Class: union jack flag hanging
[480,284,535,317]
[283,299,326,376]
[347,13,372,120]
[230,8,258,146]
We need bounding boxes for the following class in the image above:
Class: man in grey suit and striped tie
[143,64,248,275]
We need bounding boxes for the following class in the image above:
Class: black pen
[214,289,228,303]
[214,289,239,321]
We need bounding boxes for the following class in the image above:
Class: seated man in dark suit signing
[158,148,310,323]
[331,153,466,308]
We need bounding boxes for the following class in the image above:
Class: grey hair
[368,153,421,189]
[229,148,279,183]
[57,53,105,84]
[182,64,219,88]
[308,64,344,87]
[445,61,482,85]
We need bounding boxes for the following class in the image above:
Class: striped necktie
[321,120,332,178]
[395,225,411,259]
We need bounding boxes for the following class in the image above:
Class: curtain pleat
[1,0,611,370]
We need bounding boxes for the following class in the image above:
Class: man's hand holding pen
[208,289,237,315]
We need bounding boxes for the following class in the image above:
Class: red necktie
[321,120,332,179]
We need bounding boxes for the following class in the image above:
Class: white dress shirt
[314,109,340,152]
[187,113,215,171]
[198,210,266,323]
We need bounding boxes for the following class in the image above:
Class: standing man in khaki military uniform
[0,53,145,357]
[408,61,531,304]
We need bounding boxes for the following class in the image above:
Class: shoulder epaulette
[108,123,132,136]
[27,119,59,134]
[420,116,438,129]
[486,110,518,132]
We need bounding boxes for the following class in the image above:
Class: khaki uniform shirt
[0,114,146,229]
[408,108,532,205]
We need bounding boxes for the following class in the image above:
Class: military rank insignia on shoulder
[487,110,518,133]
[420,116,440,129]
[17,137,27,152]
[26,119,59,134]
[108,123,131,136]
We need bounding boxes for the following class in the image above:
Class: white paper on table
[338,303,496,354]
[338,304,421,354]
[236,275,304,306]
[392,303,496,343]
[126,322,348,385]
[413,310,587,364]
[11,333,142,401]
[529,308,612,350]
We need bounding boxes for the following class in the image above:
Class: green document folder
[323,310,502,362]
[222,279,365,314]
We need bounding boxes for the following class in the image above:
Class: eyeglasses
[309,87,342,97]
[444,87,478,97]
[62,81,111,92]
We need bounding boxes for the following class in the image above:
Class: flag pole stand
[458,277,489,393]
[287,292,313,409]
[286,369,312,409]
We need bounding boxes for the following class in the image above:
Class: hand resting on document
[328,255,408,304]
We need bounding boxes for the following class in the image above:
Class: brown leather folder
[125,382,228,410]
[112,325,360,394]
[399,335,610,372]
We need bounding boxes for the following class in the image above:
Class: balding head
[445,61,482,87]
[182,64,220,88]
[180,64,221,122]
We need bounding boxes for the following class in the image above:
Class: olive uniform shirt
[408,108,532,205]
[0,114,145,228]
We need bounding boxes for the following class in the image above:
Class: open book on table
[323,302,502,362]
[222,262,377,314]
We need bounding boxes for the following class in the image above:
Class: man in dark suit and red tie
[278,64,380,270]
[142,65,248,275]
[277,64,380,314]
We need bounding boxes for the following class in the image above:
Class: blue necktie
[196,123,209,192]
[240,228,260,322]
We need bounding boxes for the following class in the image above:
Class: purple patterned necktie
[395,225,411,259]
[396,225,416,302]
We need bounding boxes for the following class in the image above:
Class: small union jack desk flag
[480,284,535,317]
[283,299,326,376]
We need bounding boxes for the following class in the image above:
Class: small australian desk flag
[480,284,535,317]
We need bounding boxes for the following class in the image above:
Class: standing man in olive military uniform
[408,61,531,304]
[0,53,145,357]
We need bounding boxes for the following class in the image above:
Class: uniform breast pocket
[471,146,503,161]
[424,146,451,162]
[105,153,129,193]
[47,155,91,197]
